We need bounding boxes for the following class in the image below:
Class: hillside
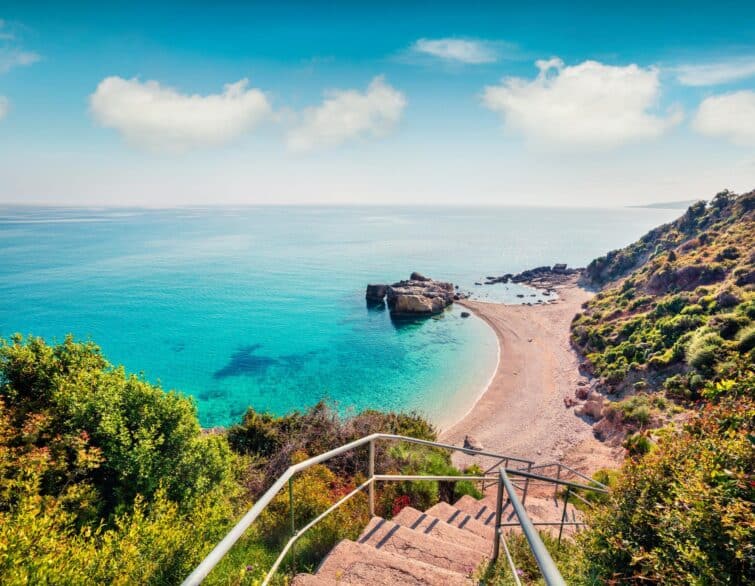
[574,189,754,398]
[565,189,754,584]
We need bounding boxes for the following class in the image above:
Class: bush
[0,335,234,516]
[228,402,438,495]
[686,330,725,371]
[623,432,652,456]
[613,394,654,427]
[581,396,755,584]
[737,324,755,353]
[257,460,369,568]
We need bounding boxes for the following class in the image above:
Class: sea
[0,205,680,428]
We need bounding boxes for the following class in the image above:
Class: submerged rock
[460,311,471,318]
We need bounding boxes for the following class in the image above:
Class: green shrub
[257,460,369,567]
[680,303,704,315]
[623,432,652,456]
[0,335,233,515]
[737,324,755,353]
[613,394,654,427]
[581,396,754,584]
[686,330,725,371]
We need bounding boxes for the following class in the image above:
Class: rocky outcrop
[482,265,581,288]
[463,435,483,451]
[645,263,726,294]
[511,265,581,284]
[370,273,455,317]
[365,284,388,302]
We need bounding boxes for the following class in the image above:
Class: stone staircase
[292,492,581,585]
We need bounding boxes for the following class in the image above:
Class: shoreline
[441,277,620,474]
[436,307,502,433]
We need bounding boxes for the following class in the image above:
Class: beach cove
[441,275,620,472]
[0,205,679,429]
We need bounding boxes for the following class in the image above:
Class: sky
[0,0,754,207]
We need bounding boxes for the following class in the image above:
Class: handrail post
[368,439,375,516]
[521,461,532,505]
[558,487,570,546]
[554,464,561,500]
[289,477,296,572]
[492,471,504,563]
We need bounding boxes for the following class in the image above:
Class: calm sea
[0,205,679,428]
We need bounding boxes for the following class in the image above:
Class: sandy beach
[441,278,620,474]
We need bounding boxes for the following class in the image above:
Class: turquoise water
[0,205,679,428]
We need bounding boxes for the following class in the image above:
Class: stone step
[424,501,494,541]
[392,506,491,554]
[453,495,501,527]
[456,492,584,538]
[357,516,484,576]
[315,539,471,585]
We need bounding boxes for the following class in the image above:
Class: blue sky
[0,1,754,206]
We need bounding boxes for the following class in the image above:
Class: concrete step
[392,506,491,554]
[314,539,471,585]
[357,516,484,576]
[424,501,494,541]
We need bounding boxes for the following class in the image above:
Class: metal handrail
[497,469,566,586]
[182,433,533,586]
[490,467,608,584]
[530,461,608,490]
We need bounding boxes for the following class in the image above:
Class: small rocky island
[366,272,456,316]
[482,264,582,288]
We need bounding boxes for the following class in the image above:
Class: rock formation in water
[365,273,455,316]
[482,264,582,288]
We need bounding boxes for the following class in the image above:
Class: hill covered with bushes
[573,189,754,399]
[568,189,754,583]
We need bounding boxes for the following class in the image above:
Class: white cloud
[0,96,8,120]
[287,76,406,152]
[675,57,755,86]
[482,58,682,149]
[89,77,273,152]
[693,90,755,146]
[411,38,499,64]
[0,49,40,73]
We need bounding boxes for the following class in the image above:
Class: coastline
[441,277,620,474]
[435,308,502,432]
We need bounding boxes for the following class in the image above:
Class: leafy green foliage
[257,457,370,570]
[581,389,755,584]
[569,191,755,583]
[0,336,245,585]
[0,335,234,516]
[483,531,593,585]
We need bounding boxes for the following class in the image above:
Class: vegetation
[0,334,240,585]
[0,335,473,584]
[3,189,753,584]
[573,190,754,399]
[567,189,755,584]
[482,531,587,585]
[581,386,754,583]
